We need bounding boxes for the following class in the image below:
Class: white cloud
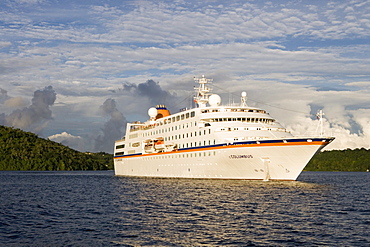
[345,81,370,88]
[48,131,81,140]
[0,41,12,48]
[48,132,86,151]
[0,0,370,151]
[4,96,27,108]
[13,0,45,4]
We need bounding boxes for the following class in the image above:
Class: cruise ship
[114,76,334,180]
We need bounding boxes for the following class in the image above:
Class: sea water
[0,171,369,246]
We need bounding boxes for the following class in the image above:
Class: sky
[1,0,370,153]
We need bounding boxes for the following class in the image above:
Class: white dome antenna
[241,91,247,107]
[148,107,157,124]
[209,94,221,107]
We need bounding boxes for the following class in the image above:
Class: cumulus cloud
[0,88,10,104]
[122,79,178,110]
[233,78,370,150]
[94,98,127,153]
[4,97,27,108]
[48,132,85,151]
[0,0,370,152]
[3,86,56,134]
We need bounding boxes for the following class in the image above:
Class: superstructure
[114,75,334,180]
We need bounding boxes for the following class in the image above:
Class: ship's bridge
[199,106,276,125]
[200,107,267,114]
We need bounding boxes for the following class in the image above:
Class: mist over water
[1,171,369,246]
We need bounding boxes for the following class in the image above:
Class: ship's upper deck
[114,76,331,158]
[126,75,283,134]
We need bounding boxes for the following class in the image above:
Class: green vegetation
[0,125,113,171]
[306,148,370,172]
[1,125,369,172]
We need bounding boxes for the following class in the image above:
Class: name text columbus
[229,154,253,159]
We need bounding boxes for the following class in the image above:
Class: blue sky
[1,0,370,152]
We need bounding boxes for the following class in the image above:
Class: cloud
[2,1,370,47]
[345,81,370,89]
[3,86,56,134]
[122,79,178,109]
[48,131,85,151]
[0,0,369,152]
[94,98,127,153]
[0,42,11,48]
[4,96,27,108]
[0,88,11,104]
[233,79,370,150]
[88,1,370,44]
[12,0,45,4]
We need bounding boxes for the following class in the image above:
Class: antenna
[316,110,325,137]
[194,75,212,108]
[241,91,247,107]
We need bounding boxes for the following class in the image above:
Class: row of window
[217,127,274,131]
[116,139,217,155]
[143,151,218,160]
[173,140,216,149]
[143,121,198,137]
[201,108,266,114]
[164,129,212,141]
[130,111,196,132]
[164,111,196,123]
[136,118,275,139]
[131,108,271,133]
[144,138,216,149]
[208,117,275,124]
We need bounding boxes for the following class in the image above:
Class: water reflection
[113,175,339,246]
[1,171,368,246]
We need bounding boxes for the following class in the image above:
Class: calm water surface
[0,171,369,246]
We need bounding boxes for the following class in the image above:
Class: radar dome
[209,94,221,107]
[241,91,247,97]
[148,107,158,118]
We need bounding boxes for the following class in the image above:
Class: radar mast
[194,75,212,108]
[316,109,325,137]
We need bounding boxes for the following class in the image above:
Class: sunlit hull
[114,138,333,180]
[114,76,335,181]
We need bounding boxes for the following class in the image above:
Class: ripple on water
[0,171,369,246]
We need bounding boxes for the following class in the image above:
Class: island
[0,125,113,171]
[0,125,369,172]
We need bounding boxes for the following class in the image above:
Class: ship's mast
[194,75,212,108]
[241,91,247,107]
[316,109,325,137]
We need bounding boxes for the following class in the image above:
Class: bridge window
[116,144,125,149]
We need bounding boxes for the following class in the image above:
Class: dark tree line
[306,148,370,172]
[0,125,113,171]
[1,125,369,172]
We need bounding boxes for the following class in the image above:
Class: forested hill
[306,148,370,172]
[1,125,369,172]
[0,125,113,171]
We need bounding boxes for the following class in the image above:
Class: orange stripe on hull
[114,141,329,159]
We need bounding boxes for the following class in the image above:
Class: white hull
[114,138,332,180]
